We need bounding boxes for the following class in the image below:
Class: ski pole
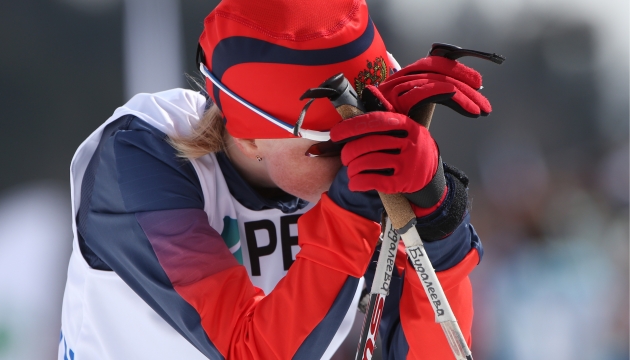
[309,72,473,360]
[299,43,504,360]
[355,216,400,360]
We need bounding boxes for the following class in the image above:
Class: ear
[231,137,259,160]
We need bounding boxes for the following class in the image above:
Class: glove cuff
[403,157,446,208]
[414,163,470,241]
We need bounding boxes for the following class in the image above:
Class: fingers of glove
[386,73,483,99]
[361,85,395,112]
[345,136,438,194]
[346,151,401,178]
[433,75,492,114]
[377,73,491,115]
[376,72,431,94]
[347,164,435,194]
[347,172,398,193]
[386,56,482,89]
[345,152,403,192]
[393,77,492,116]
[340,134,408,166]
[399,84,482,117]
[377,73,456,94]
[330,112,413,143]
[389,81,459,115]
[450,91,484,117]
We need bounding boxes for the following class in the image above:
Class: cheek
[265,152,341,201]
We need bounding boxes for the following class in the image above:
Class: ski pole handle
[327,90,434,233]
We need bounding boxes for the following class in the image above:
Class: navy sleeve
[77,115,227,359]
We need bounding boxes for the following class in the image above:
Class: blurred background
[0,0,627,359]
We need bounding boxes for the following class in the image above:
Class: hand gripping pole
[299,43,504,360]
[318,76,472,360]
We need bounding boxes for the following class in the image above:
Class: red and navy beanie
[198,0,393,139]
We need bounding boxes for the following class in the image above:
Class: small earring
[256,155,262,162]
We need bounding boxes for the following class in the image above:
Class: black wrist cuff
[414,163,469,241]
[403,157,446,208]
[443,162,469,187]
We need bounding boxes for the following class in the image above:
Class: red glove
[329,111,439,195]
[362,56,491,118]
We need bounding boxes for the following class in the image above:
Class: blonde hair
[169,103,226,159]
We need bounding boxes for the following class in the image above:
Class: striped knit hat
[198,0,393,139]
